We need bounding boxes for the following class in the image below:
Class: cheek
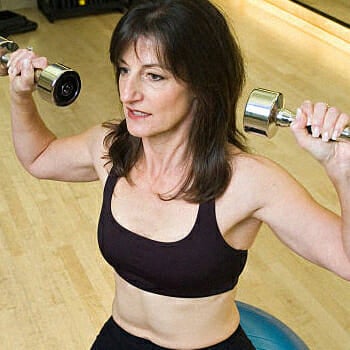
[159,90,194,115]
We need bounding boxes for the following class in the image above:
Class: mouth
[126,107,151,120]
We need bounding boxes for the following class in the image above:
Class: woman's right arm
[8,49,107,182]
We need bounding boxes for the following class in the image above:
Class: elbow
[340,268,350,282]
[324,254,350,281]
[24,161,50,180]
[341,255,350,281]
[339,272,350,282]
[333,261,350,281]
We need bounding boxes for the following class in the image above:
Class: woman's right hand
[7,49,48,98]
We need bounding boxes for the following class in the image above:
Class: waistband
[92,316,255,349]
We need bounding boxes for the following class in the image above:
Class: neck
[140,135,190,180]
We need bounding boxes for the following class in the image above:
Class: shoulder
[224,149,305,209]
[85,121,119,182]
[229,150,286,182]
[84,123,110,155]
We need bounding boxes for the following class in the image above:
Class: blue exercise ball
[236,301,309,350]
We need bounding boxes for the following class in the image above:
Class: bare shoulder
[214,149,299,248]
[230,151,290,184]
[86,122,111,149]
[84,121,117,182]
[90,120,119,179]
[225,149,308,210]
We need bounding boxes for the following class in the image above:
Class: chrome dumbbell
[243,88,350,142]
[0,36,81,107]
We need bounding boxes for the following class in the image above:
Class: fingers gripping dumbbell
[0,36,81,107]
[243,88,350,142]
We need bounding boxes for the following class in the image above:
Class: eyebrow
[118,58,165,69]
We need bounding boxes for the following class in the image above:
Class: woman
[6,0,350,349]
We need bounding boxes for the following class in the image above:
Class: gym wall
[0,0,36,10]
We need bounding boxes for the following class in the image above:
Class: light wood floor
[0,1,349,349]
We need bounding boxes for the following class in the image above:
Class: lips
[126,107,151,120]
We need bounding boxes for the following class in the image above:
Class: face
[118,37,196,140]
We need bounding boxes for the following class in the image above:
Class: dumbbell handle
[0,52,42,82]
[275,107,350,142]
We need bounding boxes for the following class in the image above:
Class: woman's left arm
[290,101,350,279]
[251,101,350,281]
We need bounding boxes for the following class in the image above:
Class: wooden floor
[0,1,349,349]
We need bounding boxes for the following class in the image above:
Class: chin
[126,122,149,138]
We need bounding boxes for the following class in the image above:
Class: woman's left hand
[291,101,350,173]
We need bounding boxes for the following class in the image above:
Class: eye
[147,73,164,81]
[118,66,129,76]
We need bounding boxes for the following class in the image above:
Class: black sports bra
[98,173,248,298]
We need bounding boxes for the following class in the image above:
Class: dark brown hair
[104,0,247,203]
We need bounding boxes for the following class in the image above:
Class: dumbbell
[243,88,350,142]
[0,36,81,107]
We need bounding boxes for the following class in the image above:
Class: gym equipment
[237,301,309,349]
[0,10,37,36]
[244,88,350,142]
[0,36,81,106]
[37,0,129,23]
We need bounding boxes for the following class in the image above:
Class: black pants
[91,317,256,350]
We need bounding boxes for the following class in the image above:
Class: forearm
[10,91,56,172]
[326,165,350,263]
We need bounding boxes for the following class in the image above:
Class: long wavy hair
[104,0,247,203]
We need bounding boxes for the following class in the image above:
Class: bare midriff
[112,271,240,349]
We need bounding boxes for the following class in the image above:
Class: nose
[119,74,143,103]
